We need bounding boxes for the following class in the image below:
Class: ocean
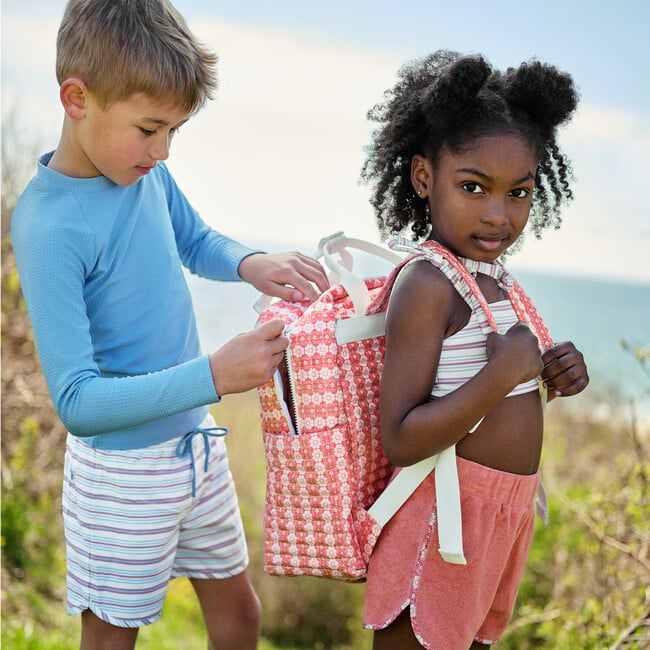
[186,257,650,425]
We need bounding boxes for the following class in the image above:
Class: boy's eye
[139,127,156,136]
[510,188,530,199]
[461,182,483,194]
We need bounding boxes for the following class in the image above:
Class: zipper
[283,345,300,435]
[272,326,300,435]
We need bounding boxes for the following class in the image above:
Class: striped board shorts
[62,414,248,628]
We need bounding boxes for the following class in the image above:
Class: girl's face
[412,132,537,261]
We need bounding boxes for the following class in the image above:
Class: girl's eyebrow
[454,167,536,184]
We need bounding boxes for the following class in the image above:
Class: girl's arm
[380,260,544,467]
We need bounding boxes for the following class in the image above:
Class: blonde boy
[11,1,327,648]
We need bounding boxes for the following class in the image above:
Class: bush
[501,402,650,649]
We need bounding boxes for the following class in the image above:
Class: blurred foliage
[620,340,650,374]
[2,117,648,648]
[501,409,649,649]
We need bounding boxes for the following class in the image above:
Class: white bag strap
[434,445,466,564]
[318,231,402,315]
[367,447,466,565]
[367,455,438,528]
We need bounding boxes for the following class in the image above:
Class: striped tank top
[432,299,540,399]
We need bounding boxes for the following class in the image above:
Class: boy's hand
[209,319,288,396]
[239,252,329,302]
[541,341,589,399]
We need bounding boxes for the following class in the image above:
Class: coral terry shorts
[363,457,539,649]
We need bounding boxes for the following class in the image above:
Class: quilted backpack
[255,232,552,582]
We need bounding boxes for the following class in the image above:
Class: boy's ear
[59,78,90,119]
[411,154,432,199]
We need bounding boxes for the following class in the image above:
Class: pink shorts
[363,456,539,649]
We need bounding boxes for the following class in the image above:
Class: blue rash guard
[11,153,261,450]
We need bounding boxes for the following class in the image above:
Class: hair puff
[504,61,578,131]
[421,55,492,117]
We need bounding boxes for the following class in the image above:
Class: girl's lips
[136,165,154,175]
[474,236,506,251]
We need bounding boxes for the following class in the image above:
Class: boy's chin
[109,173,145,187]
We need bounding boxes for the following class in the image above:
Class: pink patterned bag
[256,233,552,581]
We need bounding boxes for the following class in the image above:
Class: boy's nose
[150,137,171,161]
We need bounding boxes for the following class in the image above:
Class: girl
[360,51,589,649]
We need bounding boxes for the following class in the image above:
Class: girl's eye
[510,188,530,199]
[139,127,156,136]
[462,182,483,194]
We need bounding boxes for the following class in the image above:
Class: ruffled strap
[368,237,553,351]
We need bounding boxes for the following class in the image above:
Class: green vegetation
[2,121,648,648]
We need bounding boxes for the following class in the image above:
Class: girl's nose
[480,198,509,225]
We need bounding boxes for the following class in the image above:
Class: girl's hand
[239,252,329,302]
[541,341,589,399]
[486,322,544,386]
[208,319,288,396]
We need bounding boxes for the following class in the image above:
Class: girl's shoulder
[388,258,458,318]
[387,258,471,338]
[392,257,457,302]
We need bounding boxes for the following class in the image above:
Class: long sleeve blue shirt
[11,153,260,449]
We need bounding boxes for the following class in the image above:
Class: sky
[2,0,649,284]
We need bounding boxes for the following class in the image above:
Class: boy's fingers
[300,257,330,293]
[282,258,329,301]
[257,318,286,339]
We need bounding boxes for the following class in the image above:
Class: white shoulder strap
[367,445,467,565]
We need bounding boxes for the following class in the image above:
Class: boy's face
[74,92,190,186]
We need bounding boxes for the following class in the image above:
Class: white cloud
[168,19,400,248]
[1,13,58,78]
[566,105,648,144]
[196,20,397,121]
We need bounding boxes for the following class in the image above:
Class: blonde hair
[56,0,217,114]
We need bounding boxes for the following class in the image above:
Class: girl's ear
[411,154,432,199]
[59,78,89,120]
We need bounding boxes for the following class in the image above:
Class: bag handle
[318,232,402,315]
[254,232,401,316]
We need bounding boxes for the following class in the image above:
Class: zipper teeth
[284,344,300,436]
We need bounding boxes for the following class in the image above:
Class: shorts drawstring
[176,426,228,497]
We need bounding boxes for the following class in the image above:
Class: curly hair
[361,50,578,242]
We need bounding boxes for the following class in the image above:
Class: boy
[10,1,328,648]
